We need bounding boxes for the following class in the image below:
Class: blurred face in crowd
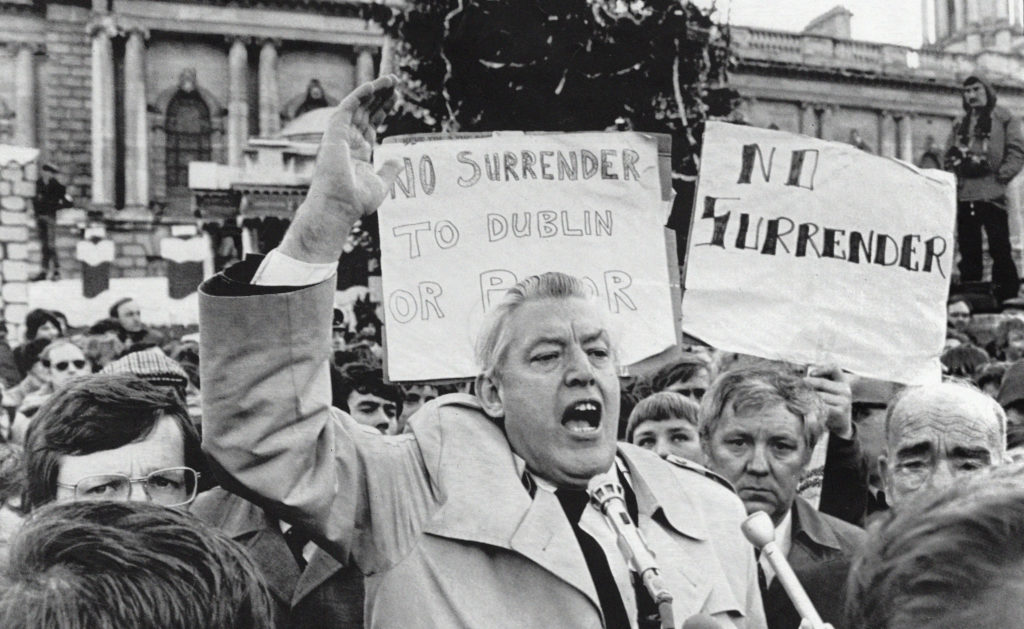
[947,301,971,332]
[46,343,90,390]
[400,384,438,423]
[704,402,811,525]
[666,368,710,402]
[35,321,60,341]
[881,388,1003,509]
[116,300,143,333]
[347,391,398,434]
[632,418,702,463]
[55,415,190,507]
[1007,331,1024,362]
[963,82,988,109]
[479,297,620,489]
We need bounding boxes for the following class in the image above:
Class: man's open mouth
[561,400,602,434]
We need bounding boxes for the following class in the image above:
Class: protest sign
[682,122,956,385]
[374,131,678,382]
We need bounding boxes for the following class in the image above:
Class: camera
[944,145,990,177]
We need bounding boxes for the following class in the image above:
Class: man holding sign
[199,76,766,627]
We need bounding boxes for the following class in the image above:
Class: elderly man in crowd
[879,380,1006,510]
[22,374,207,511]
[847,462,1024,629]
[200,76,765,628]
[109,297,164,348]
[0,501,275,629]
[699,366,865,629]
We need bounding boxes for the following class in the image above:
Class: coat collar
[412,395,710,620]
[792,496,842,553]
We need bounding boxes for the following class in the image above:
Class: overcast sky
[694,0,925,48]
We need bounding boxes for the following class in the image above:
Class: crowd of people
[0,74,1023,629]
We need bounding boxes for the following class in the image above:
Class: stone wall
[23,220,172,280]
[42,4,93,201]
[0,146,37,339]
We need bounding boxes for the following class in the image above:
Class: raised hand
[805,364,853,440]
[279,75,403,264]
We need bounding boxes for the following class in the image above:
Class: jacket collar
[616,444,708,541]
[792,496,842,552]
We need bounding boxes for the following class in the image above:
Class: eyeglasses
[44,359,88,372]
[56,467,200,507]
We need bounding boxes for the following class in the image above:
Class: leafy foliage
[362,0,734,179]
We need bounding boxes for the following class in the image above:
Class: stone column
[90,19,116,208]
[356,47,376,85]
[799,102,817,137]
[124,27,149,210]
[258,39,280,137]
[933,0,949,40]
[878,111,897,158]
[897,114,915,162]
[818,105,834,141]
[227,37,249,168]
[954,0,966,29]
[965,0,979,23]
[13,44,36,148]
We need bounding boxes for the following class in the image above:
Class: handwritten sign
[374,131,678,382]
[683,122,956,385]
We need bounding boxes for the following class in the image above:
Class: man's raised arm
[198,76,431,566]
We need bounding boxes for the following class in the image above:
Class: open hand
[280,75,403,263]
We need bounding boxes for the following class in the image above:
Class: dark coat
[192,487,364,629]
[762,497,865,629]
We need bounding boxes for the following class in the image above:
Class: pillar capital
[226,35,252,48]
[87,15,120,39]
[258,38,282,49]
[122,23,150,40]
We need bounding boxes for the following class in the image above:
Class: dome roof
[279,106,335,144]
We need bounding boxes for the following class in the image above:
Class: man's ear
[475,372,505,419]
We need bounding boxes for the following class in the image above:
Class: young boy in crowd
[625,391,703,463]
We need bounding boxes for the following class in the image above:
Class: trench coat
[199,262,766,629]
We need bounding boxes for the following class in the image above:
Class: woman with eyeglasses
[9,339,91,444]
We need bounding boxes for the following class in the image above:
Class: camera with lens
[944,145,991,177]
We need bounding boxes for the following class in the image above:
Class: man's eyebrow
[950,446,993,460]
[896,442,933,458]
[580,331,610,345]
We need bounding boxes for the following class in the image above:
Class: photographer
[945,75,1024,301]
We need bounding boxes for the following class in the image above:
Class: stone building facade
[0,0,389,283]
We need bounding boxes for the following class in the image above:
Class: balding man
[879,381,1006,509]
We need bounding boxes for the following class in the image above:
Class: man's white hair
[474,272,614,377]
[885,379,1007,461]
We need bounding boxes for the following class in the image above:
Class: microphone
[588,473,675,629]
[681,614,721,629]
[741,511,825,629]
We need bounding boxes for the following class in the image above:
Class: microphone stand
[590,478,676,629]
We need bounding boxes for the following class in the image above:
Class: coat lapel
[291,546,346,606]
[415,396,602,614]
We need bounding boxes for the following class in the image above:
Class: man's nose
[564,347,596,386]
[654,439,672,460]
[126,481,148,502]
[928,460,957,491]
[745,444,770,475]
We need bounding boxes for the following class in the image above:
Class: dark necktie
[755,549,768,597]
[282,525,310,570]
[555,488,632,629]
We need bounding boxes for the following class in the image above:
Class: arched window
[165,90,212,199]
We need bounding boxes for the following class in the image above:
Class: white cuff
[251,248,337,286]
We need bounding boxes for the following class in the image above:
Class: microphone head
[681,613,721,629]
[587,472,623,509]
[740,510,776,549]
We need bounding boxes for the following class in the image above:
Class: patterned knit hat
[100,347,189,392]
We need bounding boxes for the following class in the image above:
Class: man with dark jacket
[945,75,1024,301]
[32,164,72,281]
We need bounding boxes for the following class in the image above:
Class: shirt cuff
[251,248,337,286]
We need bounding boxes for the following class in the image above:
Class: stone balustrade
[732,25,1024,86]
